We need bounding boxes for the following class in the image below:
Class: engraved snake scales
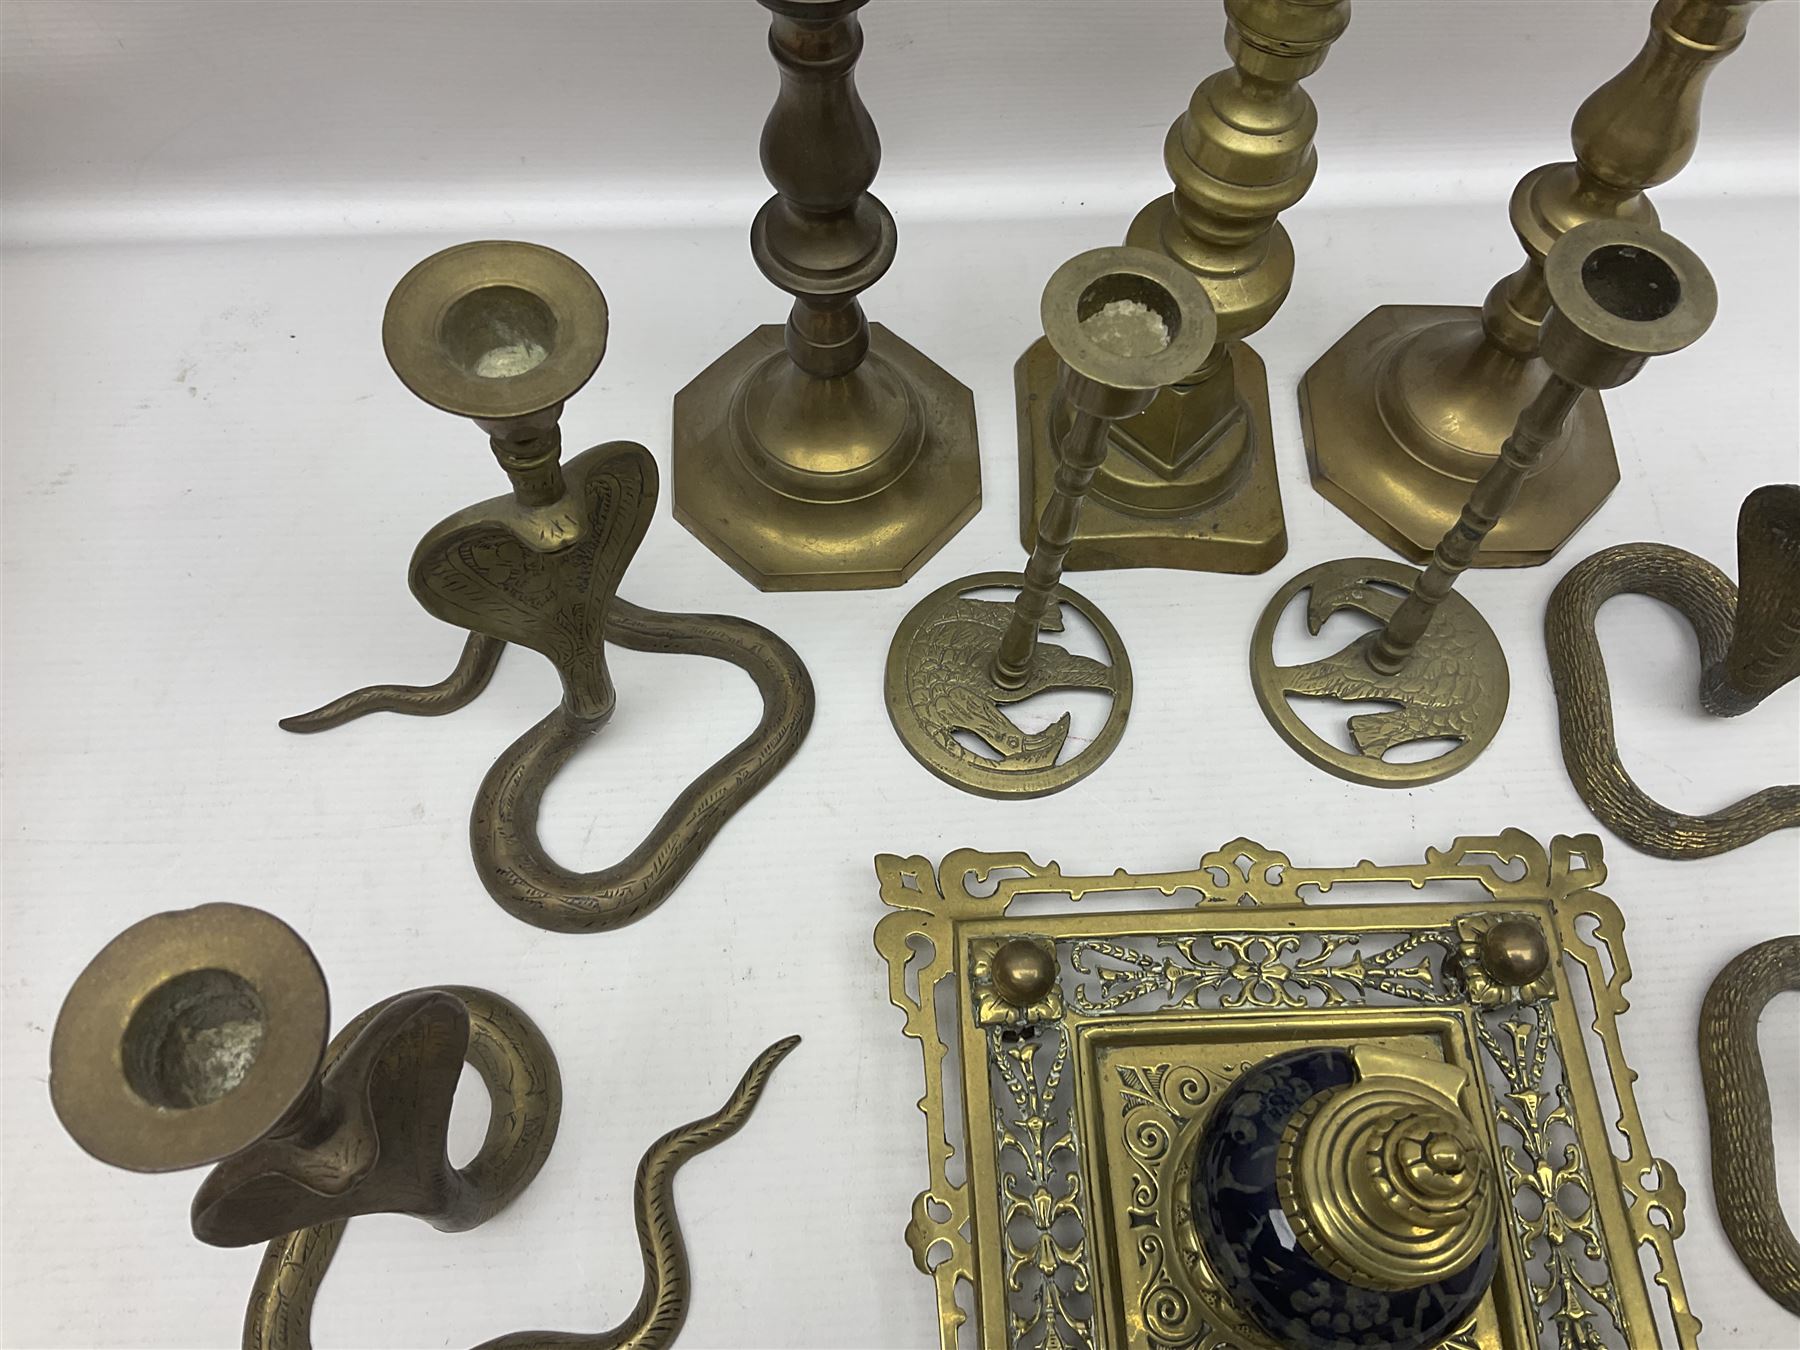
[244,1033,799,1350]
[283,443,814,932]
[1545,529,1800,858]
[1699,936,1799,1314]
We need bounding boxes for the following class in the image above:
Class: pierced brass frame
[874,832,1695,1349]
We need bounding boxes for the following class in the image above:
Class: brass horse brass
[1016,0,1350,574]
[1547,484,1800,857]
[874,832,1697,1348]
[672,0,980,590]
[887,248,1216,797]
[1252,221,1715,787]
[50,904,798,1350]
[1304,0,1765,565]
[283,241,815,932]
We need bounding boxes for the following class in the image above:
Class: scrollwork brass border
[873,831,1697,1350]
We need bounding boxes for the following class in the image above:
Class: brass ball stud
[990,939,1057,1008]
[1482,917,1551,988]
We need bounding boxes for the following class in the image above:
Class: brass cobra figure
[1546,484,1800,858]
[50,904,798,1350]
[1251,219,1716,786]
[1699,935,1800,1314]
[283,241,814,933]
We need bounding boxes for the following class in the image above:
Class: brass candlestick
[1546,484,1800,857]
[1305,0,1763,565]
[50,904,801,1349]
[1016,0,1349,575]
[283,240,814,933]
[1252,220,1716,787]
[1699,935,1800,1315]
[887,247,1216,797]
[672,0,979,591]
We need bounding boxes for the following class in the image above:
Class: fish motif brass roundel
[884,570,1132,799]
[1250,557,1510,787]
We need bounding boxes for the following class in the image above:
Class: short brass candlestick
[672,0,979,591]
[887,247,1216,797]
[1305,0,1763,566]
[283,240,814,933]
[1253,220,1716,787]
[51,904,798,1350]
[1547,484,1800,858]
[1016,0,1349,575]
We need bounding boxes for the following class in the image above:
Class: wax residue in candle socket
[474,338,550,378]
[1081,299,1170,359]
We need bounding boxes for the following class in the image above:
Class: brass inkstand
[876,832,1697,1348]
[1547,484,1800,858]
[283,241,814,932]
[1304,0,1764,565]
[1015,0,1349,574]
[1699,935,1800,1314]
[50,904,797,1349]
[1250,220,1715,787]
[886,247,1215,797]
[671,0,980,590]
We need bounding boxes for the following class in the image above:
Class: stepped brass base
[1302,304,1619,567]
[1015,336,1286,574]
[673,323,980,591]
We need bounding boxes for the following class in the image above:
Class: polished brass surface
[1547,484,1800,858]
[887,248,1215,797]
[1253,221,1715,787]
[284,240,814,932]
[1699,935,1800,1316]
[1276,1046,1497,1291]
[671,0,978,590]
[1017,0,1348,574]
[1304,0,1764,564]
[52,904,798,1349]
[875,832,1697,1348]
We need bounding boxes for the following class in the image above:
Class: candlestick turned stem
[887,248,1216,798]
[1304,0,1763,566]
[1253,220,1716,787]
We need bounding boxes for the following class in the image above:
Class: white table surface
[3,3,1797,1347]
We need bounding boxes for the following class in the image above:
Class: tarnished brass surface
[1547,484,1800,858]
[249,1036,801,1350]
[51,904,798,1349]
[50,903,560,1245]
[1275,1046,1497,1291]
[1699,936,1800,1315]
[671,0,978,590]
[283,240,814,932]
[886,248,1215,797]
[1254,221,1715,786]
[1304,0,1764,564]
[1018,0,1348,574]
[874,832,1697,1348]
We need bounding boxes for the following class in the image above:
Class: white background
[2,1,1797,1347]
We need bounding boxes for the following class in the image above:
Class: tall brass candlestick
[1305,0,1762,567]
[1015,0,1349,574]
[1252,220,1716,787]
[887,247,1216,798]
[673,0,980,591]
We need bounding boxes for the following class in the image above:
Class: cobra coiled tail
[1699,937,1800,1314]
[471,599,813,933]
[1545,539,1800,859]
[280,633,507,732]
[479,1035,800,1350]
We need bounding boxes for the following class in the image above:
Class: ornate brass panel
[875,832,1696,1349]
